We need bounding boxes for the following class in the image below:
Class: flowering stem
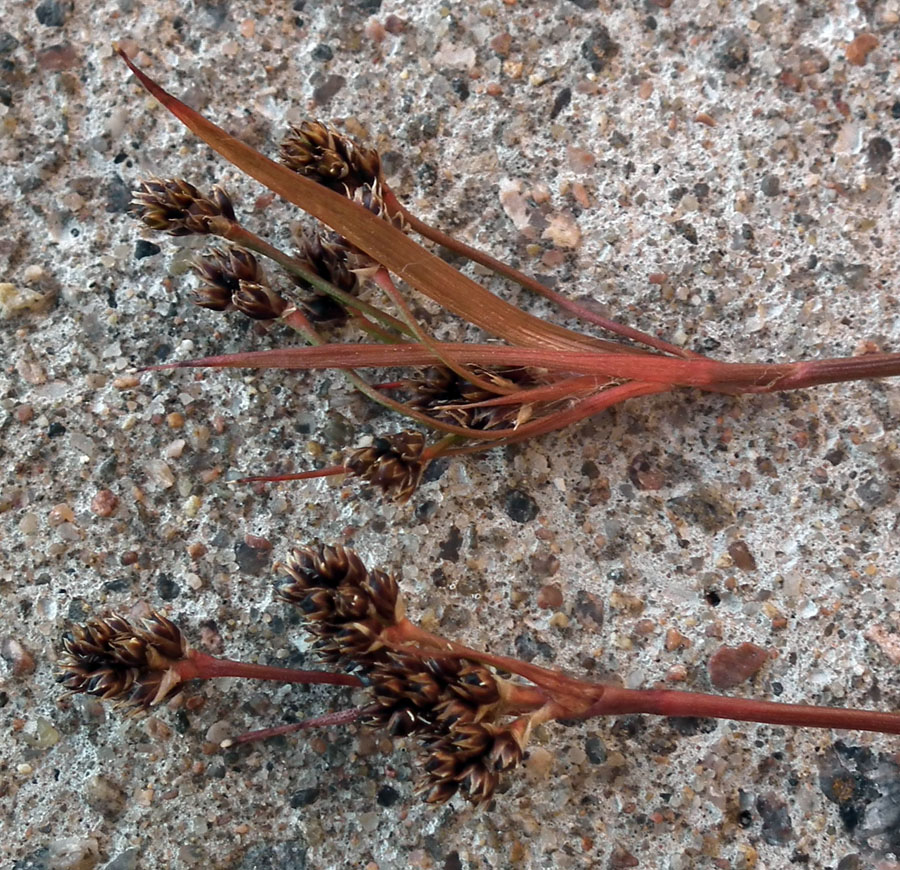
[579,684,900,735]
[384,189,703,361]
[382,621,900,735]
[176,651,363,689]
[239,466,348,485]
[116,48,624,355]
[222,707,362,747]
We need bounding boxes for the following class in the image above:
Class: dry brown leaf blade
[116,47,613,354]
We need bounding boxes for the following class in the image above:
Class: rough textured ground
[2,1,900,868]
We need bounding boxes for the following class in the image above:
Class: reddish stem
[238,465,348,484]
[580,684,900,736]
[739,352,900,393]
[385,190,702,361]
[382,620,591,704]
[224,707,362,746]
[176,651,363,689]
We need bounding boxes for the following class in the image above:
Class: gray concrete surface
[2,1,900,868]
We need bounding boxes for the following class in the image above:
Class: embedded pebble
[205,720,232,745]
[760,174,780,197]
[537,583,563,609]
[36,1,67,26]
[728,541,757,572]
[504,489,539,523]
[0,282,54,318]
[863,624,900,664]
[867,136,893,172]
[156,573,180,601]
[756,792,794,845]
[2,636,35,675]
[580,25,618,72]
[18,512,38,535]
[90,489,119,517]
[36,43,79,71]
[144,459,175,489]
[47,837,100,870]
[708,643,769,690]
[22,716,60,749]
[542,213,581,248]
[845,33,878,66]
[165,438,186,459]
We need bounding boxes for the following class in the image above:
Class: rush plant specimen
[58,543,900,807]
[116,48,900,502]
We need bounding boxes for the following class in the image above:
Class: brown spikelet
[132,177,235,236]
[231,280,288,320]
[417,721,526,806]
[404,365,546,431]
[276,544,403,667]
[345,430,429,503]
[364,653,502,742]
[58,611,189,710]
[295,230,359,293]
[280,120,383,195]
[192,246,264,312]
[278,543,371,594]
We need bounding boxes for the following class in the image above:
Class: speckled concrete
[2,1,900,868]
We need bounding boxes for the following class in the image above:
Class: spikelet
[345,430,428,503]
[191,246,265,312]
[276,543,402,667]
[280,120,382,195]
[417,720,526,806]
[132,178,235,236]
[58,612,189,710]
[365,653,501,738]
[403,366,545,431]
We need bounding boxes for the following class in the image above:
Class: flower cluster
[366,652,526,804]
[58,612,188,709]
[275,543,402,666]
[132,177,235,236]
[403,365,547,431]
[274,543,530,804]
[344,430,429,504]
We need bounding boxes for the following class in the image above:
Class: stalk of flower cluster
[62,547,900,807]
[58,611,361,711]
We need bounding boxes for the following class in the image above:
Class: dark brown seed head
[58,612,188,709]
[404,365,545,431]
[132,178,236,236]
[231,281,288,320]
[365,653,445,736]
[345,430,429,503]
[278,543,370,596]
[280,120,382,195]
[294,230,360,296]
[276,544,403,667]
[449,662,502,708]
[365,653,503,745]
[416,721,524,806]
[192,246,264,311]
